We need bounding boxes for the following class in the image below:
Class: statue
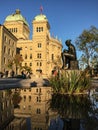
[61,40,78,69]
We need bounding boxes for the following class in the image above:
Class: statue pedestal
[70,60,79,70]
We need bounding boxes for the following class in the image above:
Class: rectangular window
[25,63,27,66]
[4,46,6,53]
[41,27,43,31]
[37,62,39,66]
[36,27,43,32]
[36,62,42,66]
[4,57,6,64]
[36,27,38,32]
[30,63,32,66]
[4,36,7,42]
[29,96,31,102]
[40,62,42,66]
[37,53,41,59]
[16,28,17,32]
[39,88,41,93]
[52,54,54,61]
[25,54,27,59]
[25,47,27,50]
[38,43,42,48]
[24,89,26,92]
[36,96,41,102]
[30,54,32,59]
[9,39,11,44]
[36,108,41,114]
[36,88,38,93]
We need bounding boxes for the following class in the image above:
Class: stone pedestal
[70,60,79,70]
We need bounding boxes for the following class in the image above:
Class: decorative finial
[40,6,43,14]
[15,9,21,14]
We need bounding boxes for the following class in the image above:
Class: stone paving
[0,76,50,90]
[0,75,98,90]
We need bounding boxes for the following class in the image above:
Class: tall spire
[40,5,43,14]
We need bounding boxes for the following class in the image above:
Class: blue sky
[0,0,98,59]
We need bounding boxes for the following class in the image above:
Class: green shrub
[49,70,91,94]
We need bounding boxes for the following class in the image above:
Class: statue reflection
[48,94,95,130]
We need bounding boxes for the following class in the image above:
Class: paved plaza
[0,76,50,90]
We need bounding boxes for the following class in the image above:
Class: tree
[53,55,62,69]
[76,26,98,69]
[91,55,98,76]
[7,60,14,70]
[13,54,23,75]
[12,90,22,108]
[7,54,23,75]
[21,66,32,73]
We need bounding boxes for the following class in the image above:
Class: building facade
[0,90,14,130]
[0,25,17,74]
[3,9,62,78]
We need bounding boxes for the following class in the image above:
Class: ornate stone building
[0,90,14,129]
[3,9,62,77]
[0,25,17,73]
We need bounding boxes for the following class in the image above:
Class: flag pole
[40,6,43,14]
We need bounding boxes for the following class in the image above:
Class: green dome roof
[5,9,29,27]
[34,14,48,21]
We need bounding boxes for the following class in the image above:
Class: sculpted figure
[62,40,77,69]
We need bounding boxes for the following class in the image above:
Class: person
[0,72,3,78]
[10,70,15,78]
[26,72,31,79]
[62,40,77,69]
[5,70,8,78]
[21,70,26,79]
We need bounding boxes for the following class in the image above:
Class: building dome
[34,14,48,21]
[5,9,29,27]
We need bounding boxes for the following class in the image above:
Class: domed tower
[32,14,50,39]
[32,13,51,76]
[4,9,30,40]
[32,13,62,77]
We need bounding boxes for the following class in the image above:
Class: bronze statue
[62,40,78,69]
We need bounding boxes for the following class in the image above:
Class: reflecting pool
[13,87,98,130]
[48,93,98,130]
[1,87,98,130]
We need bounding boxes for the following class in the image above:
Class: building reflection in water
[0,90,14,130]
[12,87,98,130]
[14,87,52,130]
